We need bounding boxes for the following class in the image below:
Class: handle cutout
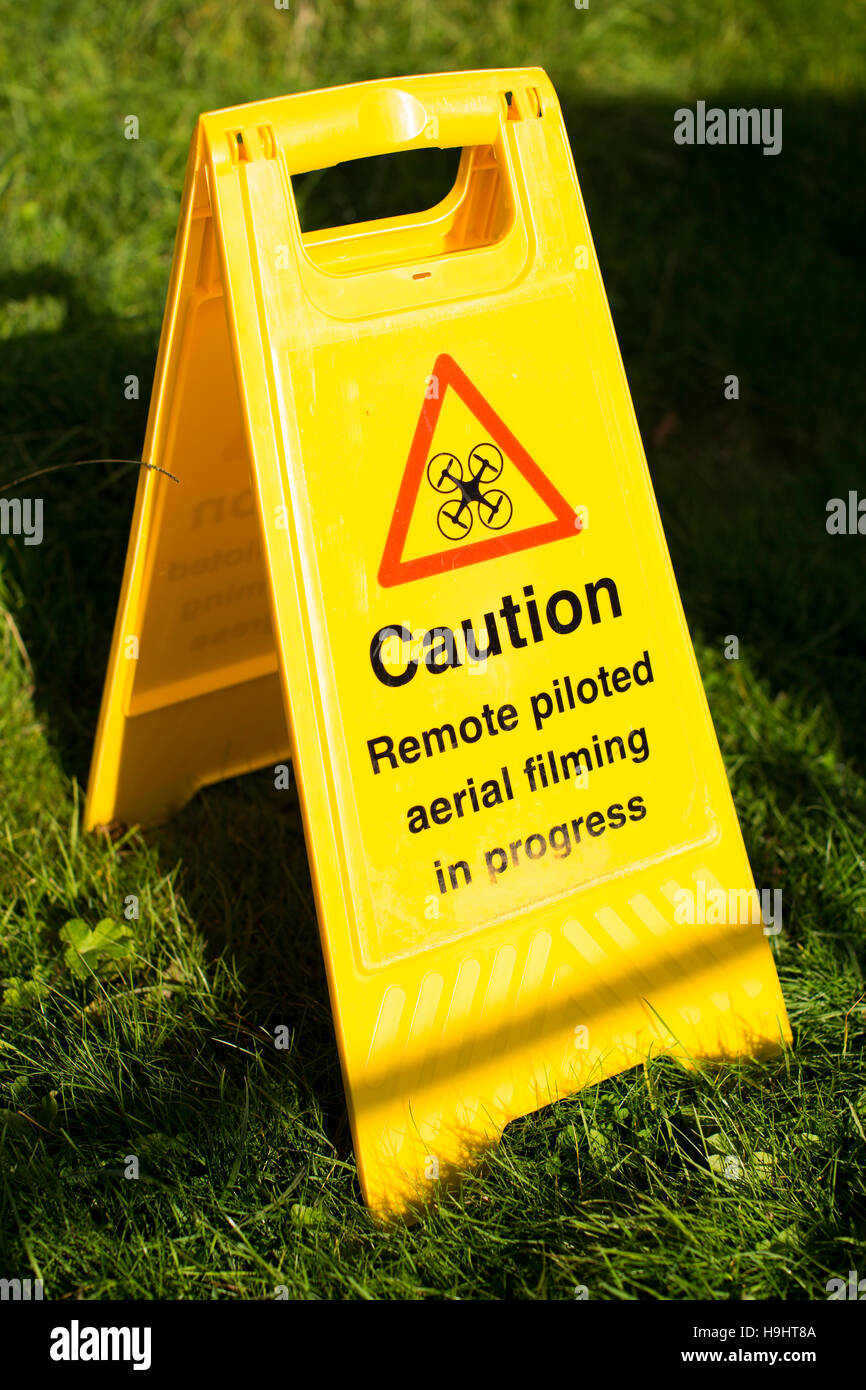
[293,146,461,235]
[294,143,516,278]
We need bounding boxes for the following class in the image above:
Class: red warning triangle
[378,354,576,588]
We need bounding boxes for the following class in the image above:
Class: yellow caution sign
[85,70,791,1218]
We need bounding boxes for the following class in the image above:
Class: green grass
[1,0,865,1299]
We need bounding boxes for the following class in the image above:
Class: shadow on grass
[151,772,353,1151]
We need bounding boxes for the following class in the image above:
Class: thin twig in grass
[0,459,180,493]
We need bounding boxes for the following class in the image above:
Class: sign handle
[272,82,506,176]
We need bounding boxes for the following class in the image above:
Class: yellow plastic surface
[85,69,791,1218]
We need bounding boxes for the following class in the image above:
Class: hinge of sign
[228,129,251,163]
[502,87,544,121]
[226,124,279,164]
[257,123,278,158]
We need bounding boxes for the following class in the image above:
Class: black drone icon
[426,443,513,541]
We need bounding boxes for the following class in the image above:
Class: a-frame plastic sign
[85,70,791,1219]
